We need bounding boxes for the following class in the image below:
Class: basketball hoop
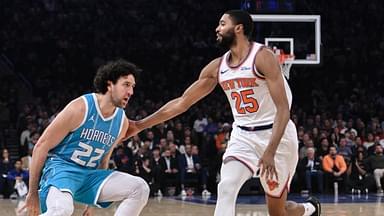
[279,54,294,80]
[272,47,294,79]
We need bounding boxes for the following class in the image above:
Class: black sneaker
[306,196,321,216]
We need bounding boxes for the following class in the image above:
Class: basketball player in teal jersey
[126,10,321,216]
[22,59,149,216]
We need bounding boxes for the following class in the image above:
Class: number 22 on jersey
[231,89,259,114]
[71,142,105,167]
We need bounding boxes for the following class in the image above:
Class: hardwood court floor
[6,195,384,216]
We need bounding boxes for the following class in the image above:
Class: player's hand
[82,205,94,216]
[19,191,40,216]
[124,120,140,140]
[258,151,278,181]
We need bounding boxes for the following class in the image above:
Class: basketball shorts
[39,156,114,213]
[222,120,298,198]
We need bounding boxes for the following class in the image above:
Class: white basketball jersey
[218,42,293,127]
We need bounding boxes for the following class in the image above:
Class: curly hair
[93,59,141,94]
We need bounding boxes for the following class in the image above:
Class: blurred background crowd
[0,0,383,198]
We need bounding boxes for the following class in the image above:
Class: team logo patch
[240,66,251,71]
[267,179,279,191]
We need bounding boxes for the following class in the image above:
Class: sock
[302,202,316,216]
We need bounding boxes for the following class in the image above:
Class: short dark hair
[225,10,254,39]
[93,59,141,94]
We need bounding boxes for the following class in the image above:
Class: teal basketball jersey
[49,93,125,169]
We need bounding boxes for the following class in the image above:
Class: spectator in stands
[351,136,366,156]
[299,139,315,160]
[179,144,201,195]
[193,113,207,146]
[7,160,29,197]
[135,157,153,195]
[338,138,353,164]
[183,136,192,147]
[298,147,324,193]
[341,119,358,136]
[330,128,341,146]
[311,127,320,146]
[169,142,181,160]
[173,122,185,145]
[19,122,37,157]
[145,130,156,150]
[191,145,211,195]
[365,145,384,193]
[299,133,311,149]
[158,138,168,153]
[183,127,193,141]
[317,138,330,160]
[127,135,143,155]
[159,148,180,196]
[150,147,163,196]
[166,130,175,144]
[347,151,374,193]
[21,132,40,170]
[322,146,347,193]
[0,149,13,198]
[367,134,380,156]
[364,133,375,150]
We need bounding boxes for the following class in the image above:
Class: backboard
[251,14,321,65]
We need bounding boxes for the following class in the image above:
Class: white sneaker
[181,189,187,197]
[202,189,211,196]
[377,188,384,194]
[10,192,18,199]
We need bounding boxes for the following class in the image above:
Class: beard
[112,96,126,108]
[217,28,235,49]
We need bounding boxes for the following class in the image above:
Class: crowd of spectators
[0,0,384,197]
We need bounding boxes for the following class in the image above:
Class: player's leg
[214,158,253,216]
[40,186,74,216]
[265,188,321,216]
[98,171,150,216]
[265,188,290,216]
[260,150,320,216]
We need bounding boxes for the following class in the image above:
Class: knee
[217,178,237,196]
[133,178,150,204]
[374,169,380,176]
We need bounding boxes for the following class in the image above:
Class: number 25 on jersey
[231,89,259,114]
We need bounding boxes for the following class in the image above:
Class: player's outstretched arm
[125,58,220,138]
[22,98,85,216]
[256,48,290,181]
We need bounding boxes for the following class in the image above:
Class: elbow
[175,99,191,114]
[33,140,49,156]
[276,106,290,119]
[178,105,190,113]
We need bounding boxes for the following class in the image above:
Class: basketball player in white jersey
[127,10,321,216]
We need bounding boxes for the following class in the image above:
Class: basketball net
[273,48,294,80]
